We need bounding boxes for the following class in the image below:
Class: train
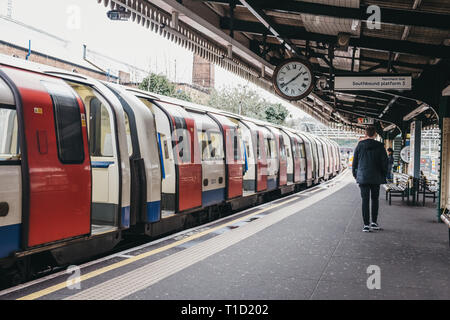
[0,55,341,285]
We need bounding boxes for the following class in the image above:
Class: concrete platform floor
[2,171,449,300]
[125,174,450,300]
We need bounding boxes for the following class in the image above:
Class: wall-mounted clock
[272,57,315,100]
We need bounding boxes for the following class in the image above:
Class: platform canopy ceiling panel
[97,0,450,133]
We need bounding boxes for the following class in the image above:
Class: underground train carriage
[0,64,133,279]
[0,58,342,285]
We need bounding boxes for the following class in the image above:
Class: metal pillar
[409,121,422,179]
[409,121,422,205]
[438,96,450,221]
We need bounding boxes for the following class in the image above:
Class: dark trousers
[359,184,380,226]
[386,168,393,181]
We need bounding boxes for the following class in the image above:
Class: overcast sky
[0,0,310,119]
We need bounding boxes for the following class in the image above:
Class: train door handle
[37,131,48,155]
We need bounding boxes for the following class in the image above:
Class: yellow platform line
[17,196,300,300]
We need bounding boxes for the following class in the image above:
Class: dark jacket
[387,154,394,171]
[352,139,388,185]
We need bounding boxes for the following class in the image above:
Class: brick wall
[192,54,214,89]
[0,41,115,82]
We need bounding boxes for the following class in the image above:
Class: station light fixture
[335,92,356,102]
[383,124,396,132]
[403,103,430,121]
[336,32,351,51]
[107,7,131,21]
[379,96,397,118]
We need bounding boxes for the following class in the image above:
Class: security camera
[107,7,131,21]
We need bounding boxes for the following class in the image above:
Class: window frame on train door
[42,80,86,165]
[66,80,124,230]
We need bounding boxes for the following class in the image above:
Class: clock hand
[284,71,302,87]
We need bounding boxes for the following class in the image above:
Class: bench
[417,178,438,206]
[384,173,410,205]
[440,213,450,246]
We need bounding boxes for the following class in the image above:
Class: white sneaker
[370,222,380,230]
[363,225,370,232]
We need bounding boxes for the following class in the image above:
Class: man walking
[386,148,394,182]
[352,126,388,232]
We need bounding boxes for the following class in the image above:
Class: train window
[162,137,169,159]
[295,141,301,158]
[198,131,209,161]
[256,133,260,160]
[233,131,239,161]
[176,129,191,163]
[67,82,117,160]
[265,139,270,158]
[279,138,286,158]
[43,81,84,164]
[0,107,20,161]
[89,98,114,157]
[300,143,306,158]
[208,132,223,160]
[269,139,276,159]
[124,111,133,157]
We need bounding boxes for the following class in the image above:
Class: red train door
[223,124,243,199]
[2,67,91,247]
[293,138,302,183]
[278,133,287,186]
[256,130,267,192]
[173,115,202,212]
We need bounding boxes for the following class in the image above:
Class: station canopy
[96,0,450,136]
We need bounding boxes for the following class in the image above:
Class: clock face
[273,58,314,100]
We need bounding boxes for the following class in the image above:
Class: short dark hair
[365,126,376,137]
[387,147,394,153]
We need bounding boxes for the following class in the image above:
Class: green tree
[265,103,289,125]
[139,73,174,96]
[207,85,290,125]
[139,73,191,102]
[172,89,192,102]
